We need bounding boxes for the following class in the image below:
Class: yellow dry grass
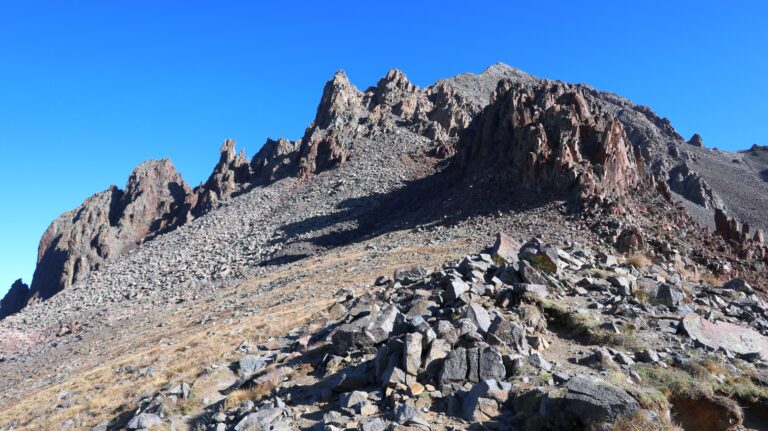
[0,238,467,430]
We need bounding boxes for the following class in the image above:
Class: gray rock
[403,332,423,375]
[551,375,641,427]
[394,266,428,285]
[488,315,528,352]
[461,379,511,421]
[491,232,519,265]
[478,346,506,381]
[424,339,450,375]
[339,390,368,408]
[527,352,552,371]
[440,347,467,384]
[445,279,469,302]
[361,418,388,431]
[636,349,660,363]
[127,413,162,430]
[654,284,684,308]
[608,276,632,296]
[238,355,267,376]
[465,302,491,333]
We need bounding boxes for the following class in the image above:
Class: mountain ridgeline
[1,63,766,319]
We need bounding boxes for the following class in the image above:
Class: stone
[238,355,267,376]
[723,278,754,294]
[687,133,704,147]
[491,232,519,265]
[527,352,552,371]
[127,413,162,430]
[478,346,506,381]
[234,407,284,431]
[487,315,528,352]
[461,379,510,421]
[361,418,388,431]
[464,302,491,333]
[552,375,641,426]
[339,390,369,409]
[403,332,423,375]
[445,279,469,302]
[636,349,660,363]
[0,279,31,319]
[682,313,768,357]
[394,266,428,285]
[608,276,632,296]
[331,305,405,354]
[439,347,467,384]
[654,284,684,308]
[424,339,450,375]
[520,242,560,274]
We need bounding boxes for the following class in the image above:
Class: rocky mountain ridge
[1,63,768,431]
[2,63,766,323]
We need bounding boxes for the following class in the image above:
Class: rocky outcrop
[668,163,723,209]
[713,208,767,262]
[459,80,641,199]
[193,139,251,216]
[26,159,191,302]
[688,133,704,147]
[297,71,365,177]
[0,280,30,319]
[250,137,300,185]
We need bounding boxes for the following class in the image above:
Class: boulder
[127,413,162,430]
[445,279,469,302]
[491,232,519,265]
[461,379,511,421]
[403,332,423,375]
[682,313,768,357]
[487,316,528,352]
[464,302,491,333]
[654,284,685,308]
[394,266,428,285]
[478,346,506,381]
[332,305,405,354]
[546,375,640,427]
[238,355,267,376]
[440,347,468,385]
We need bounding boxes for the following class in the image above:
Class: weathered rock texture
[459,81,641,199]
[26,159,191,304]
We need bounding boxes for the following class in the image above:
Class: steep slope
[3,62,767,323]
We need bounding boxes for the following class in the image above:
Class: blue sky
[1,1,766,296]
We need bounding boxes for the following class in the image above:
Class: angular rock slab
[682,313,768,357]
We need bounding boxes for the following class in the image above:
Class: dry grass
[0,239,468,430]
[628,253,651,269]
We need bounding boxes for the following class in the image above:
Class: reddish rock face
[459,81,640,199]
[193,139,252,216]
[28,159,191,302]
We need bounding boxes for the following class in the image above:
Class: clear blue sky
[1,1,766,296]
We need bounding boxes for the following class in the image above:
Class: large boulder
[332,305,406,354]
[544,375,640,428]
[681,313,768,357]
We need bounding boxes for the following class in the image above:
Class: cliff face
[459,81,640,199]
[26,159,191,304]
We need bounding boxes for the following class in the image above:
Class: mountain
[1,64,767,431]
